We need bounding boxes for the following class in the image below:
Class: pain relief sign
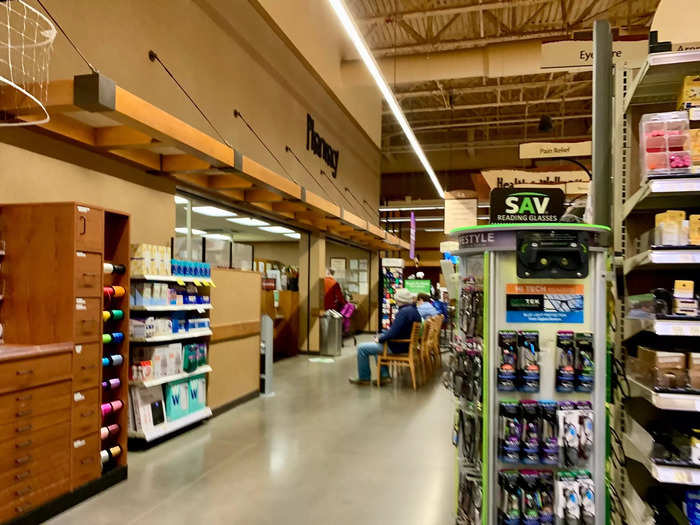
[490,187,565,223]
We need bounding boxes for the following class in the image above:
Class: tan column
[308,233,326,353]
[369,250,379,332]
[298,232,310,352]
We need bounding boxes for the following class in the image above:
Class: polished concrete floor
[48,336,456,525]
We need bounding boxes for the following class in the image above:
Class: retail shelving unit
[380,258,404,330]
[612,50,700,524]
[128,273,213,442]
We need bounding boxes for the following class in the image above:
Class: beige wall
[0,134,174,245]
[251,241,300,267]
[254,0,382,146]
[23,0,381,213]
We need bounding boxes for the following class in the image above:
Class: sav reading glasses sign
[490,188,565,223]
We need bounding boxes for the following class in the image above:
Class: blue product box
[171,312,187,333]
[164,379,189,421]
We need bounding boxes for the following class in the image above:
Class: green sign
[404,279,431,295]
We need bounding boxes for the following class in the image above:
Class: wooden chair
[419,319,434,380]
[428,315,444,372]
[377,321,422,390]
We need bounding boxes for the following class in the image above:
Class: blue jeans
[357,342,390,381]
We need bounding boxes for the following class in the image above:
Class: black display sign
[306,114,339,178]
[489,187,565,223]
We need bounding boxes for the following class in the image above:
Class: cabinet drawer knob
[14,470,31,481]
[80,410,94,418]
[15,503,32,514]
[15,440,32,449]
[15,455,31,465]
[79,215,87,235]
[15,486,32,497]
[82,272,98,277]
[16,409,32,417]
[15,369,34,376]
[80,456,95,465]
[81,364,97,370]
[15,424,32,434]
[15,394,32,401]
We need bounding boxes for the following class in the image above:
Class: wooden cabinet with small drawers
[0,345,72,522]
[0,203,130,523]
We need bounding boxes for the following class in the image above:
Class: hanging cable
[148,50,230,148]
[36,0,97,73]
[362,199,379,219]
[233,109,298,184]
[344,187,374,222]
[284,146,331,199]
[319,169,355,210]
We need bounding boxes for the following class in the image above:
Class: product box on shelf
[165,379,189,421]
[640,111,692,181]
[188,375,206,412]
[677,76,700,110]
[131,385,167,432]
[630,346,688,390]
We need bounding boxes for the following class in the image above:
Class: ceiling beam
[358,0,553,25]
[383,134,591,154]
[372,29,567,57]
[390,95,590,115]
[395,78,588,100]
[385,113,590,138]
[207,173,254,189]
[94,126,153,148]
[398,19,426,44]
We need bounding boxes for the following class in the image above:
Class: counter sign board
[490,187,565,224]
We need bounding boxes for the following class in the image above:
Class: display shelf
[129,365,212,387]
[131,329,212,343]
[128,407,212,441]
[623,176,700,218]
[130,304,212,312]
[623,50,700,111]
[623,249,700,274]
[131,274,214,285]
[625,317,700,338]
[628,377,700,412]
[623,420,700,485]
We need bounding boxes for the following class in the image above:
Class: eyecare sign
[490,187,565,223]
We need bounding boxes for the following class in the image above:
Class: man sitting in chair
[349,288,421,386]
[415,292,439,319]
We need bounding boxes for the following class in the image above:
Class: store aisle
[48,336,456,525]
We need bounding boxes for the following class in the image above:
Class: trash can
[320,310,343,356]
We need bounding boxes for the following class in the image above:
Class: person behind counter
[324,268,346,312]
[349,288,421,386]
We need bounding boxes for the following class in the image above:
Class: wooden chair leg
[409,360,417,390]
[376,358,382,387]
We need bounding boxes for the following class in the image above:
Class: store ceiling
[347,0,660,196]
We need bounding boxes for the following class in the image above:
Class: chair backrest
[420,318,432,348]
[429,315,444,350]
[407,321,422,358]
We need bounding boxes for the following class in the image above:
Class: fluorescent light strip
[174,195,189,204]
[227,217,269,227]
[259,226,295,234]
[328,0,445,199]
[192,206,237,217]
[423,228,444,232]
[284,233,301,239]
[175,227,206,235]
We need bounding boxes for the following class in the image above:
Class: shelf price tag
[209,281,216,288]
[176,279,185,286]
[193,280,201,286]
